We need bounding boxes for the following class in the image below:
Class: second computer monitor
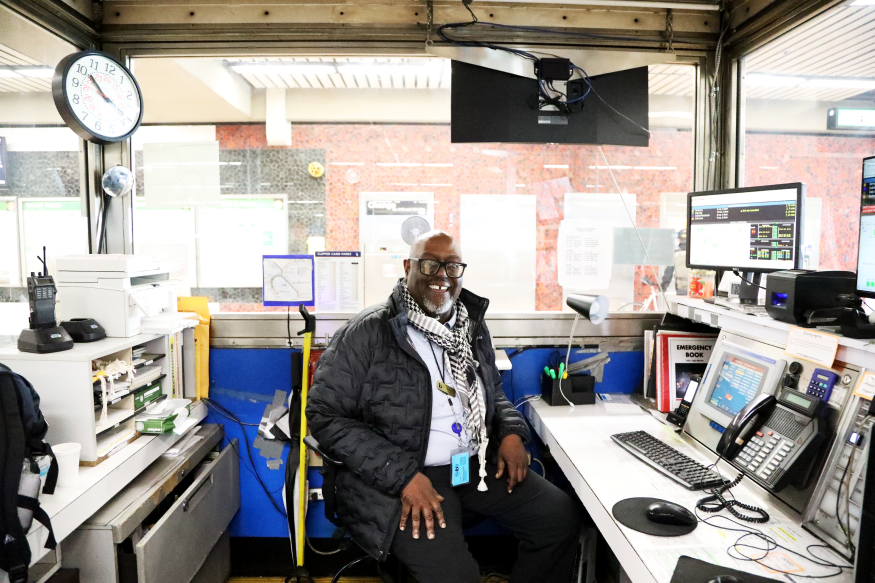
[687,183,805,273]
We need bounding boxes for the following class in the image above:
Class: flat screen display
[451,62,649,146]
[858,157,875,297]
[708,355,768,417]
[687,184,803,272]
[682,378,700,404]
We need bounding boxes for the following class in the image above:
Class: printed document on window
[263,255,314,306]
[315,251,363,313]
[557,220,613,289]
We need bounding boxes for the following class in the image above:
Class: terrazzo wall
[0,151,79,198]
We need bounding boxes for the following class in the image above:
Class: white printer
[55,255,178,338]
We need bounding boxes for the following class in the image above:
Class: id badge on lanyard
[451,448,470,487]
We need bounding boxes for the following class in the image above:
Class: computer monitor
[686,183,805,305]
[857,157,875,298]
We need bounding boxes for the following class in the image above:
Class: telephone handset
[716,388,827,492]
[717,393,777,459]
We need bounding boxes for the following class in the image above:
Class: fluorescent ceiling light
[649,111,693,119]
[0,69,21,78]
[746,74,806,87]
[589,165,632,170]
[804,78,875,89]
[851,0,875,5]
[337,64,443,76]
[544,164,569,169]
[230,63,337,75]
[16,67,53,78]
[376,162,422,167]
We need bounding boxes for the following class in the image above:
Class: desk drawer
[134,440,239,583]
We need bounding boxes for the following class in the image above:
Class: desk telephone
[717,388,827,492]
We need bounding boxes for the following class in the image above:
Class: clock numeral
[120,76,124,85]
[82,112,88,120]
[110,123,115,133]
[72,94,79,105]
[76,65,86,75]
[126,91,132,100]
[89,59,97,69]
[95,121,102,131]
[105,63,116,75]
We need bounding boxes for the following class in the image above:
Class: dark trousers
[390,458,582,583]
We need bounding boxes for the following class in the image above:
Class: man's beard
[422,294,454,317]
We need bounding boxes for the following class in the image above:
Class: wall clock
[52,50,143,145]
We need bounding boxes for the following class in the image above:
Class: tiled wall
[744,132,875,272]
[134,146,327,255]
[213,124,695,310]
[0,151,80,198]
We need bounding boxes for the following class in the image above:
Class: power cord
[694,511,849,580]
[203,397,289,519]
[731,269,768,290]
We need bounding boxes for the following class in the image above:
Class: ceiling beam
[100,0,719,49]
[174,57,253,116]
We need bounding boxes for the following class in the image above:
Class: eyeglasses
[410,258,467,278]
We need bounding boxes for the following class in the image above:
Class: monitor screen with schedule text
[687,184,803,273]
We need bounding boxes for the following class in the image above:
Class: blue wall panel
[208,348,296,538]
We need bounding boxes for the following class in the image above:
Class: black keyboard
[611,430,728,491]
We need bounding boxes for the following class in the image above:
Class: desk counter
[525,399,853,583]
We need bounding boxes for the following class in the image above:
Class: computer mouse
[645,501,697,526]
[707,576,745,583]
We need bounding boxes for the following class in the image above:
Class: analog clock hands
[88,74,134,125]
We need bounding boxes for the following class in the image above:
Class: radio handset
[716,394,777,459]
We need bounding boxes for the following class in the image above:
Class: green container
[134,385,162,410]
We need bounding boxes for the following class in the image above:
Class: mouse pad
[670,556,783,583]
[612,497,697,537]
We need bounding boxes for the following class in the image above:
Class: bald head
[409,230,462,261]
[404,230,464,322]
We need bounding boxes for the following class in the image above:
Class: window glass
[0,6,83,347]
[131,57,695,313]
[741,1,875,272]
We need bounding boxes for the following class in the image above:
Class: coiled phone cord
[696,471,771,524]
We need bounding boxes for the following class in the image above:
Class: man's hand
[399,472,446,540]
[496,434,529,493]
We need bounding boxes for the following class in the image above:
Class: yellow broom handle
[296,331,311,566]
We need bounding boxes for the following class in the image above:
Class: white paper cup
[53,443,81,488]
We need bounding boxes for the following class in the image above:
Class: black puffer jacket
[306,281,530,560]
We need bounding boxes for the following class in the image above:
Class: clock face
[53,51,143,144]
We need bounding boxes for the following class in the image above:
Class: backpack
[0,364,58,583]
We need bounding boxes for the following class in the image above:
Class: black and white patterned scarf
[402,282,489,491]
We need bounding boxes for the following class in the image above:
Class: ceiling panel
[744,5,875,101]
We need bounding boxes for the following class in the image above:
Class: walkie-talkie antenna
[37,246,47,277]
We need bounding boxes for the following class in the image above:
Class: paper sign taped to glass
[263,254,315,306]
[557,220,613,289]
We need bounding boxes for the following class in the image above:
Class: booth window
[740,0,875,272]
[0,6,85,348]
[131,57,696,313]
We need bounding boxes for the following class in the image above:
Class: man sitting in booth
[307,230,581,583]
